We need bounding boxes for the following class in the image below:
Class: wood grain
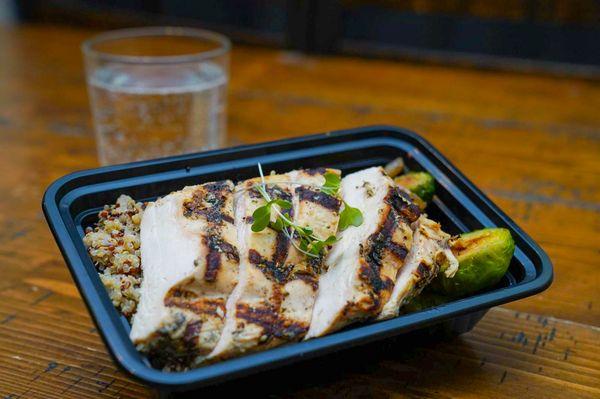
[0,24,598,398]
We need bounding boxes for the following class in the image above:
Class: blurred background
[4,0,600,78]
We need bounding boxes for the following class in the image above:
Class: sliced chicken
[378,215,459,320]
[130,181,239,369]
[208,168,341,360]
[306,167,420,338]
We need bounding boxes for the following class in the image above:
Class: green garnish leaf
[300,226,313,236]
[308,242,323,256]
[307,234,338,256]
[339,202,363,231]
[324,234,338,245]
[252,198,291,233]
[251,205,272,232]
[299,239,309,252]
[272,199,292,209]
[321,172,341,196]
[269,217,285,232]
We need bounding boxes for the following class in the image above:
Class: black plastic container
[42,126,552,392]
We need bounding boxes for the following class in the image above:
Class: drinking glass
[82,27,230,165]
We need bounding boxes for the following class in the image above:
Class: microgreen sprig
[252,163,332,258]
[321,172,364,231]
[250,164,363,258]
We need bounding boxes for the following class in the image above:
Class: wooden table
[0,24,598,398]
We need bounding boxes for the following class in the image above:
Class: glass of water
[82,27,230,165]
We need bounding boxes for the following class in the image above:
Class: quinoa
[83,195,144,318]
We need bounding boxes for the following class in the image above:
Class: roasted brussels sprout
[395,172,436,202]
[431,228,515,297]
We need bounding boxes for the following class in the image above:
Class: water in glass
[89,62,226,165]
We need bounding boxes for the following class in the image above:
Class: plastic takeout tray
[42,125,552,391]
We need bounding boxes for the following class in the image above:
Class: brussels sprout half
[395,172,436,203]
[431,228,515,297]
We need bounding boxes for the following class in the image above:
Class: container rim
[81,26,231,65]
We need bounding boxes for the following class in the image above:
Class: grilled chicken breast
[306,167,420,338]
[130,181,239,369]
[123,166,459,368]
[378,215,458,320]
[208,169,341,360]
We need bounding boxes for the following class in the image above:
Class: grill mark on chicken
[203,235,239,282]
[183,182,235,224]
[231,278,307,345]
[235,303,309,342]
[387,187,421,223]
[184,182,239,282]
[248,185,293,203]
[164,290,226,317]
[205,246,221,283]
[248,249,293,283]
[413,261,437,291]
[415,261,430,279]
[359,207,397,298]
[296,187,342,211]
[387,242,409,261]
[359,186,418,297]
[273,230,290,266]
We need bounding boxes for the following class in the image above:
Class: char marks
[183,182,238,283]
[248,249,293,283]
[273,230,290,266]
[360,187,420,298]
[387,186,421,223]
[204,235,239,282]
[387,242,409,261]
[360,208,397,298]
[296,187,342,211]
[235,303,309,342]
[164,289,226,318]
[249,185,293,203]
[183,181,235,224]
